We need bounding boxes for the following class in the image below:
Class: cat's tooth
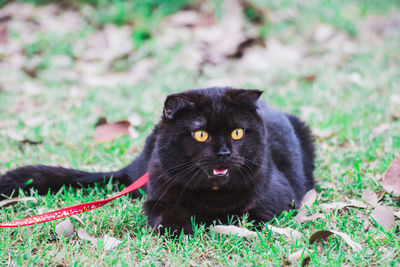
[213,169,228,176]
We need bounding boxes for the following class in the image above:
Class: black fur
[0,87,315,234]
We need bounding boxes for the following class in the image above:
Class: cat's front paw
[158,221,194,236]
[144,201,194,235]
[151,214,194,236]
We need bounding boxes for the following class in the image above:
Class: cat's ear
[163,94,195,120]
[226,89,263,106]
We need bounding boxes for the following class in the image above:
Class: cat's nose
[217,145,231,157]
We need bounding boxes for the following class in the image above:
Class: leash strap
[0,172,149,228]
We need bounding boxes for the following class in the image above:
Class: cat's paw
[152,214,194,236]
[157,223,194,236]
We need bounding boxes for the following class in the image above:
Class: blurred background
[0,0,399,179]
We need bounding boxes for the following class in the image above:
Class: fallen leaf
[370,205,395,231]
[390,94,400,105]
[370,124,391,140]
[362,189,379,207]
[295,209,325,224]
[55,219,74,238]
[363,217,371,231]
[390,113,399,121]
[309,230,362,252]
[210,225,257,238]
[300,189,317,208]
[77,228,121,250]
[73,24,133,66]
[0,197,37,207]
[266,225,303,240]
[71,215,85,226]
[168,10,200,27]
[103,234,122,251]
[19,139,42,145]
[237,38,302,71]
[78,227,99,247]
[128,114,142,127]
[300,106,320,121]
[0,23,8,44]
[211,224,302,240]
[347,72,362,84]
[288,249,310,264]
[7,130,42,145]
[302,74,316,82]
[313,23,335,43]
[194,0,258,64]
[7,130,24,142]
[382,156,400,196]
[128,126,140,139]
[313,128,334,140]
[319,200,367,210]
[93,120,131,143]
[394,210,400,219]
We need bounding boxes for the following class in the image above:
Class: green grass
[1,0,400,265]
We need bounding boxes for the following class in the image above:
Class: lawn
[0,0,399,265]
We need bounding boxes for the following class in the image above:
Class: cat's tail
[0,165,134,199]
[0,128,157,200]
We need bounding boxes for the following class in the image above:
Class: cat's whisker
[151,164,202,209]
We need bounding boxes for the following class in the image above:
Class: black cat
[0,87,315,234]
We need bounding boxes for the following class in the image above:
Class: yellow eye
[193,130,209,142]
[231,128,244,140]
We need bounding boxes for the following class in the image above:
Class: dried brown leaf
[382,156,400,196]
[313,128,334,140]
[363,217,372,232]
[211,224,302,240]
[0,24,8,44]
[168,10,200,27]
[103,234,122,251]
[300,189,317,208]
[319,200,367,210]
[7,130,42,145]
[71,215,85,226]
[77,228,121,250]
[309,230,362,252]
[0,196,37,207]
[302,74,316,82]
[370,124,391,140]
[78,228,99,247]
[128,114,143,127]
[394,210,400,219]
[362,189,379,207]
[288,249,310,264]
[93,120,131,143]
[210,225,257,238]
[266,225,303,240]
[370,205,395,231]
[194,0,253,63]
[313,23,335,43]
[55,218,74,238]
[295,208,325,224]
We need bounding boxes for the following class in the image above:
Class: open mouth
[212,165,228,176]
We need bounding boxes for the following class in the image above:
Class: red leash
[0,172,149,228]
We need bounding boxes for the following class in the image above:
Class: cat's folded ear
[163,93,195,120]
[226,89,263,108]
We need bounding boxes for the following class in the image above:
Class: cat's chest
[182,189,255,216]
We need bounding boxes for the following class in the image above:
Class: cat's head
[155,87,266,190]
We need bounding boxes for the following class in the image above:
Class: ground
[0,0,399,265]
